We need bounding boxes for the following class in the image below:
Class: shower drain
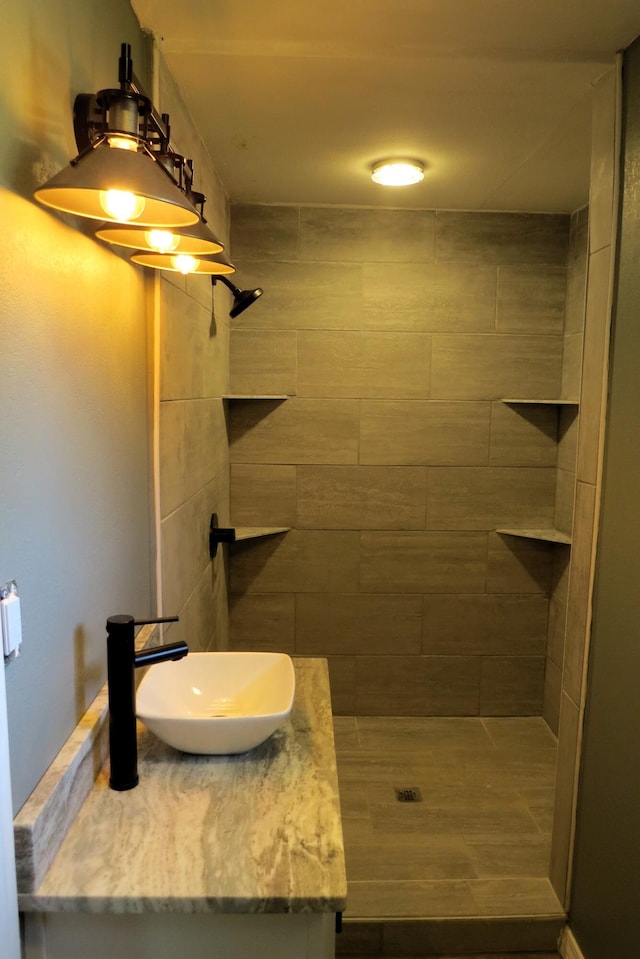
[394,786,423,802]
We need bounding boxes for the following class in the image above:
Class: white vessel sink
[136,652,295,755]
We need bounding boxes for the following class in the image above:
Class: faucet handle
[209,512,236,557]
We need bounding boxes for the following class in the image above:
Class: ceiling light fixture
[34,44,199,228]
[371,158,425,187]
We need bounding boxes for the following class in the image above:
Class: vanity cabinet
[17,659,345,959]
[25,912,336,959]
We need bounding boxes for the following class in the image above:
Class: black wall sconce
[33,42,263,286]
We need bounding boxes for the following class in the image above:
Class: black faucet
[106,614,189,791]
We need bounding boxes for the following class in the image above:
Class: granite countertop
[17,657,346,915]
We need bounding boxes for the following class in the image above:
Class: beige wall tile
[326,655,357,714]
[300,207,436,262]
[550,545,571,606]
[230,529,360,593]
[177,562,227,653]
[161,475,227,617]
[546,595,567,669]
[577,244,612,485]
[230,464,297,527]
[589,69,617,255]
[228,593,295,652]
[423,595,548,656]
[564,260,588,337]
[360,531,487,593]
[496,265,566,334]
[549,692,582,905]
[381,916,563,954]
[436,211,569,265]
[203,296,231,397]
[563,481,597,706]
[362,261,497,333]
[487,533,554,594]
[565,234,588,336]
[229,397,360,464]
[184,399,228,500]
[480,656,545,715]
[230,260,364,331]
[543,659,562,735]
[230,329,297,395]
[554,467,576,536]
[227,204,573,720]
[297,465,427,529]
[355,655,480,715]
[296,594,422,655]
[230,203,300,260]
[361,400,491,466]
[489,403,558,467]
[334,920,382,954]
[561,331,583,400]
[161,282,208,400]
[569,205,589,266]
[297,331,431,399]
[426,466,556,531]
[431,334,563,400]
[557,407,579,472]
[160,400,188,518]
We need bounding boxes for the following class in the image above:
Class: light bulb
[107,135,139,152]
[145,229,179,253]
[171,254,198,275]
[99,189,146,222]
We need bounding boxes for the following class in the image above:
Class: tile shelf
[223,394,291,401]
[234,527,291,542]
[496,399,579,546]
[496,528,572,545]
[500,398,579,406]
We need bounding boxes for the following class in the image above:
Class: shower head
[213,275,263,318]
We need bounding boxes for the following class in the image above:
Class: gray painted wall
[570,36,640,959]
[0,1,154,812]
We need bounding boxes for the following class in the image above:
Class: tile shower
[222,199,600,950]
[227,204,585,726]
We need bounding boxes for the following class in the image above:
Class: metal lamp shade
[34,143,199,227]
[95,215,224,255]
[131,250,235,275]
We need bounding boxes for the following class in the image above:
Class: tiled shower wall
[156,57,232,652]
[543,207,588,734]
[228,207,573,716]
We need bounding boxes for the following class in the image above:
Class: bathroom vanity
[15,657,346,959]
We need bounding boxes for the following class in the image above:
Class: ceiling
[131,0,640,213]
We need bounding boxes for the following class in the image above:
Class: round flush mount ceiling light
[371,158,425,187]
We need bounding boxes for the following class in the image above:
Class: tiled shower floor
[333,716,565,925]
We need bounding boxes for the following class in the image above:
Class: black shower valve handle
[209,512,236,558]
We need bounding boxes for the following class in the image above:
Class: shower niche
[223,394,292,543]
[495,398,580,546]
